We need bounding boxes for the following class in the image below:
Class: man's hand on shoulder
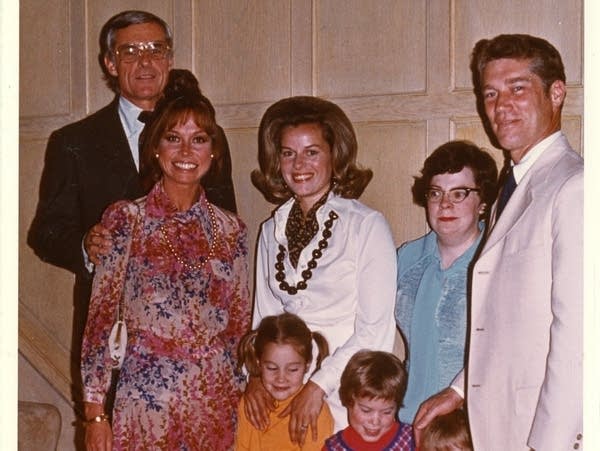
[413,387,464,446]
[84,223,113,266]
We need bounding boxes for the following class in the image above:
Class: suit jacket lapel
[480,136,569,257]
[99,97,137,173]
[96,97,143,198]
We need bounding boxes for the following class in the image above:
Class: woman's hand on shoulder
[280,380,326,446]
[243,376,276,431]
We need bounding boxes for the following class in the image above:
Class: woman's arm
[80,201,137,405]
[221,218,252,362]
[310,211,397,394]
[252,224,286,326]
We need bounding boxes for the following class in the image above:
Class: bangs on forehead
[355,391,394,404]
[164,106,216,134]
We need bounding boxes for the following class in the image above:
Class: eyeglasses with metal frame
[114,41,171,63]
[425,187,480,203]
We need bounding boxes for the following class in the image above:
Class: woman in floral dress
[81,70,250,450]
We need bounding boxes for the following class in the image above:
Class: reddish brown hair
[238,313,329,377]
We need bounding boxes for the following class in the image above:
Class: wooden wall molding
[19,301,73,407]
[19,6,584,444]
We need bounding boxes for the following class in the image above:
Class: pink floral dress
[81,182,251,450]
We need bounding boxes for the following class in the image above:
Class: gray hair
[98,10,173,92]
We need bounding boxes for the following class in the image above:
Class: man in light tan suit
[413,34,583,450]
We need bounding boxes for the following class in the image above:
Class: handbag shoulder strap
[116,200,143,322]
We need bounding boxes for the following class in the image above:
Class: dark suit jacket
[28,96,237,309]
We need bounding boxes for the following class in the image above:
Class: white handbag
[109,319,127,368]
[107,202,140,369]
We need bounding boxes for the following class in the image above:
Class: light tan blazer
[453,134,583,450]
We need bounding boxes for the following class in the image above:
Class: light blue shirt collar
[118,96,145,171]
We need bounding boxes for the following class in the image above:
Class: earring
[155,153,159,159]
[479,204,487,214]
[210,154,214,159]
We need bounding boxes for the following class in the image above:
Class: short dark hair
[471,34,565,94]
[99,10,173,92]
[251,96,373,204]
[412,140,498,210]
[339,350,407,412]
[420,409,473,451]
[139,70,222,192]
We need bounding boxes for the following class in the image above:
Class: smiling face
[348,396,397,443]
[157,116,213,195]
[259,342,308,401]
[482,57,564,163]
[104,22,173,110]
[426,167,484,247]
[279,123,333,215]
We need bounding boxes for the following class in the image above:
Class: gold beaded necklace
[159,201,220,272]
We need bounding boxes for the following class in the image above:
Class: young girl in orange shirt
[235,313,333,450]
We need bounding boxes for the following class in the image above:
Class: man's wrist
[82,236,95,273]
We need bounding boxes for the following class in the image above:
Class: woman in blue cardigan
[395,141,497,424]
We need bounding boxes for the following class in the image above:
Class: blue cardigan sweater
[394,227,483,423]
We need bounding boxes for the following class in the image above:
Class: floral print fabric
[81,182,251,450]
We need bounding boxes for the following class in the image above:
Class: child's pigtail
[237,330,260,376]
[311,331,330,372]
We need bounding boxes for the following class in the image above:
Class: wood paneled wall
[19,1,583,449]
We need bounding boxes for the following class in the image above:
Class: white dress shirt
[512,130,562,183]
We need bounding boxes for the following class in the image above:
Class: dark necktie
[496,166,516,218]
[137,110,153,124]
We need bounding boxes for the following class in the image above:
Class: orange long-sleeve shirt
[235,392,334,451]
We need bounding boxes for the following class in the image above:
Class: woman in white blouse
[244,96,397,445]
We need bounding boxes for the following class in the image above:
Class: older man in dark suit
[27,10,237,393]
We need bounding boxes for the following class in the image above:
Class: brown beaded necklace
[275,210,338,295]
[159,201,220,272]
